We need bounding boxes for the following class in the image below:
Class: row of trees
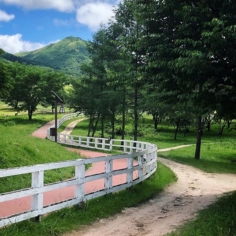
[68,0,236,159]
[0,59,66,120]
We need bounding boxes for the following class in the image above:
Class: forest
[0,0,235,161]
[67,0,236,160]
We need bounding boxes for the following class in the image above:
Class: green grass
[0,163,176,236]
[0,114,82,193]
[0,105,176,235]
[159,141,236,173]
[69,118,236,236]
[1,103,236,236]
[57,117,86,133]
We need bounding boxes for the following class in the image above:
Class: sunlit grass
[1,103,236,236]
[159,141,236,173]
[0,113,81,193]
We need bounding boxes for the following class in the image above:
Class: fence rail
[0,113,157,228]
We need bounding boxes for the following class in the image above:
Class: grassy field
[0,103,176,236]
[1,101,236,235]
[70,117,236,236]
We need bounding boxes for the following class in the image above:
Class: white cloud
[76,2,115,31]
[0,0,74,12]
[0,9,15,22]
[0,34,45,53]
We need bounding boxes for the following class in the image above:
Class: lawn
[0,103,176,236]
[1,102,236,236]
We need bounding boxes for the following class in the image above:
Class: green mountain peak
[14,36,89,76]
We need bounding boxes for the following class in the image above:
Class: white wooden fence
[0,113,157,227]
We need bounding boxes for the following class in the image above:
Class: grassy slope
[0,112,82,193]
[0,105,176,235]
[15,36,89,75]
[1,103,236,235]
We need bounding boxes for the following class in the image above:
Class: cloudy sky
[0,0,121,54]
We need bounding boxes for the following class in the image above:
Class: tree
[115,0,147,141]
[4,63,65,120]
[0,50,12,98]
[134,0,236,159]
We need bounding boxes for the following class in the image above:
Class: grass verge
[159,142,236,174]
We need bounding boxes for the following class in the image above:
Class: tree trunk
[101,114,104,138]
[88,115,93,136]
[174,119,180,140]
[133,86,138,141]
[218,120,226,135]
[153,113,159,130]
[111,108,115,139]
[28,110,32,120]
[122,87,126,141]
[92,113,100,137]
[194,115,202,159]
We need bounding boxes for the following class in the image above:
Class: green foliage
[1,52,40,66]
[15,36,89,76]
[0,60,12,98]
[1,62,66,120]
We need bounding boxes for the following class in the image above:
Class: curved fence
[0,113,157,228]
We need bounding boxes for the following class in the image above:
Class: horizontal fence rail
[0,113,157,228]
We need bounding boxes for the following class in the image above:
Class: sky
[0,0,122,54]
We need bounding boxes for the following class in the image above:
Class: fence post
[151,148,156,171]
[130,142,133,153]
[86,137,89,147]
[146,153,151,174]
[138,155,143,181]
[123,141,127,153]
[95,138,98,149]
[31,170,44,221]
[127,155,133,186]
[71,135,74,145]
[105,159,113,191]
[75,164,85,204]
[109,139,113,151]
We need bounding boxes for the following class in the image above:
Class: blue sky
[0,0,121,54]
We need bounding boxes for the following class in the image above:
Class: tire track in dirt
[64,157,236,236]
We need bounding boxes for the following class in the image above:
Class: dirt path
[57,121,236,236]
[60,119,85,136]
[64,157,236,236]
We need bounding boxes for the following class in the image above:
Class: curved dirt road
[64,157,236,236]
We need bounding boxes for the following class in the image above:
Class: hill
[1,51,43,66]
[15,36,90,76]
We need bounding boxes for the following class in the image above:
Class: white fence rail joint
[0,113,157,228]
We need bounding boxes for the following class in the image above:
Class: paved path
[0,119,137,219]
[31,120,55,139]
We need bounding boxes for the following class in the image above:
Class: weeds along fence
[0,113,157,228]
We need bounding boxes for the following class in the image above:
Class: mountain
[15,36,90,76]
[1,52,43,66]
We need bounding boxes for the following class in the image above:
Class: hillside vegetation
[1,52,42,66]
[14,36,89,75]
